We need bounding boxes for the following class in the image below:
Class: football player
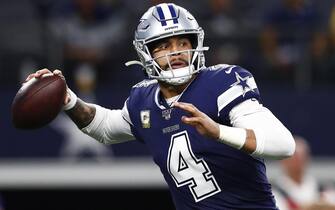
[26,3,295,210]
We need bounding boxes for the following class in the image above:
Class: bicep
[229,99,287,131]
[81,104,135,144]
[103,108,135,144]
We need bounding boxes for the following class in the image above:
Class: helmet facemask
[148,46,203,85]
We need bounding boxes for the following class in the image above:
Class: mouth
[169,60,188,69]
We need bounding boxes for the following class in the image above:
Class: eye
[152,43,168,54]
[179,39,191,48]
[159,43,168,50]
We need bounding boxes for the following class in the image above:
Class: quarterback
[26,3,295,210]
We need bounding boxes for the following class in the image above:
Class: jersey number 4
[167,131,221,202]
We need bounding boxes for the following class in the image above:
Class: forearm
[217,125,256,154]
[63,89,134,144]
[218,121,294,159]
[65,98,96,129]
[233,112,294,159]
[220,99,295,159]
[242,129,257,154]
[81,104,135,144]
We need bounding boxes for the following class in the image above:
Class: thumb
[64,90,71,105]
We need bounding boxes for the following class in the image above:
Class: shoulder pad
[207,64,237,73]
[132,79,158,88]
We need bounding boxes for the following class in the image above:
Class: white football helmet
[126,3,209,85]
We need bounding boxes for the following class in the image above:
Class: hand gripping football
[11,73,67,129]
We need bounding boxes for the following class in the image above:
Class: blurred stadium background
[0,0,335,209]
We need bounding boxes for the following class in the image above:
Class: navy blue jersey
[126,64,277,210]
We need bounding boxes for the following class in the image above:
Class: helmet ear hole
[187,34,197,49]
[146,39,162,56]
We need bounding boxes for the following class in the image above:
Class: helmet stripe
[156,6,167,26]
[168,4,178,24]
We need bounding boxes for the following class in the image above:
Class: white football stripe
[217,77,257,116]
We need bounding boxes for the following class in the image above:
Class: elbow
[255,129,296,160]
[276,131,296,160]
[95,132,116,145]
[284,132,296,157]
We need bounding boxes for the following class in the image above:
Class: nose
[170,44,183,57]
[170,39,187,53]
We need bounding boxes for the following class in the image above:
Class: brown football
[11,73,67,129]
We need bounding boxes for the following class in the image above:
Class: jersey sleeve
[215,65,261,123]
[123,79,159,143]
[81,102,135,144]
[229,99,295,159]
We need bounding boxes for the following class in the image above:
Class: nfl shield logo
[162,108,172,120]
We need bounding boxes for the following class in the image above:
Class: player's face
[151,36,193,71]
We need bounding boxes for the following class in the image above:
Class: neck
[159,75,196,99]
[159,82,187,99]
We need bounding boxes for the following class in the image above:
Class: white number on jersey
[167,131,221,202]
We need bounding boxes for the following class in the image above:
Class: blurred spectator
[0,0,44,86]
[51,64,113,161]
[199,0,268,79]
[48,0,128,85]
[309,31,332,84]
[272,135,335,210]
[326,4,335,83]
[260,0,321,85]
[204,0,242,65]
[330,4,335,48]
[206,0,239,37]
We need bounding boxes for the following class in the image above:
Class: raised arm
[25,68,96,129]
[25,69,135,144]
[173,100,295,159]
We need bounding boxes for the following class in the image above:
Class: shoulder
[199,64,257,91]
[127,79,158,108]
[206,64,238,72]
[202,64,255,80]
[132,79,158,89]
[200,64,261,120]
[129,79,158,96]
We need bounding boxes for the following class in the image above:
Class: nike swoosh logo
[225,66,235,74]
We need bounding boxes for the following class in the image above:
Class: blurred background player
[272,135,335,210]
[259,0,321,86]
[48,0,127,85]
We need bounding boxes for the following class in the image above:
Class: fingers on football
[24,69,58,84]
[35,68,51,78]
[24,74,36,83]
[53,69,62,76]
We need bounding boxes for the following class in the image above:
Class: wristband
[218,124,246,149]
[63,88,78,111]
